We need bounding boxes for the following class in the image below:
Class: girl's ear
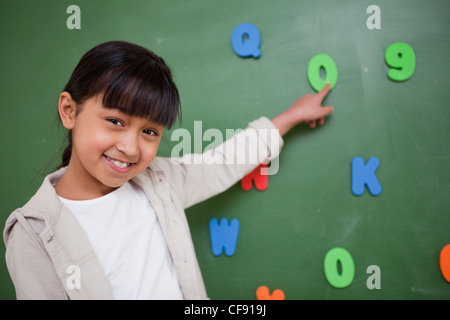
[58,92,77,129]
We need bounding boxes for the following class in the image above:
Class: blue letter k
[351,156,382,196]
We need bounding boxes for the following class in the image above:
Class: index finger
[316,82,331,101]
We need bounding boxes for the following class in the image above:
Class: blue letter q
[231,23,261,58]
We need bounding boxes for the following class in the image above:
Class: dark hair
[58,40,181,168]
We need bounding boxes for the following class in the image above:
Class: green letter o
[324,247,355,288]
[307,54,338,92]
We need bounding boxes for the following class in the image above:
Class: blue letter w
[209,218,240,256]
[351,156,382,196]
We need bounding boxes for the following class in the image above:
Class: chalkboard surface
[0,0,449,299]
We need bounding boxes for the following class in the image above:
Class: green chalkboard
[1,0,449,299]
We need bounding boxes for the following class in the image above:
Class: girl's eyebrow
[101,106,124,114]
[100,107,131,119]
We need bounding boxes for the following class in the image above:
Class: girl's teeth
[114,161,128,168]
[106,156,130,168]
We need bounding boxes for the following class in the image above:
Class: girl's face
[58,93,164,198]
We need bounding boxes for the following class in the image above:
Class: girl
[3,41,333,300]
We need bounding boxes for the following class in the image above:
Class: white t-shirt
[58,181,183,300]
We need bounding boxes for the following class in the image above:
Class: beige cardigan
[3,117,283,300]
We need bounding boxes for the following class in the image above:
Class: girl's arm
[153,84,333,209]
[4,215,68,300]
[153,116,282,209]
[271,82,334,136]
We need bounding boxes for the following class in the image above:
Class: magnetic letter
[385,42,416,81]
[307,54,338,92]
[241,162,269,191]
[231,23,261,58]
[366,5,381,30]
[66,5,81,30]
[440,244,450,283]
[351,156,382,196]
[366,265,381,289]
[209,218,240,256]
[323,247,355,288]
[256,286,285,300]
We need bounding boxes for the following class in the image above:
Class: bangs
[99,60,180,129]
[65,41,181,129]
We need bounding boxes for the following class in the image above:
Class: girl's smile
[103,154,135,173]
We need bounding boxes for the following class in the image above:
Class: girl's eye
[143,129,157,136]
[108,118,123,126]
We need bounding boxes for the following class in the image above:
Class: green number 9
[385,42,415,82]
